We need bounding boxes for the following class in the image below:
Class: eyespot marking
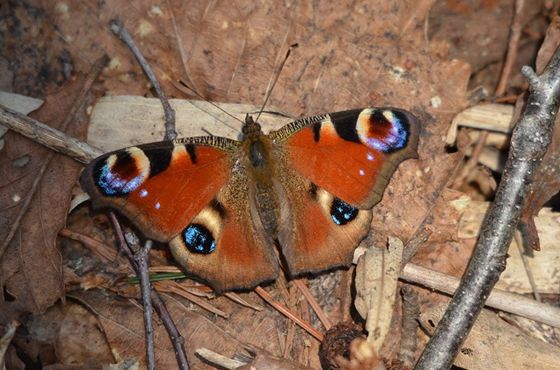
[356,109,409,153]
[182,224,216,254]
[330,198,359,225]
[94,148,149,196]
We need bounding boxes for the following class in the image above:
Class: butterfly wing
[81,137,278,291]
[271,108,419,275]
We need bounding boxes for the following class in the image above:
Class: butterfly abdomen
[242,127,283,239]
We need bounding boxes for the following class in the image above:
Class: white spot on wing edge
[172,144,187,162]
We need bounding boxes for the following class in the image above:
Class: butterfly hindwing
[275,169,373,275]
[169,169,279,292]
[271,108,420,209]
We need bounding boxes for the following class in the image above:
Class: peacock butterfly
[80,108,419,292]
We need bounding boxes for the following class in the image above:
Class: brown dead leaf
[430,1,547,96]
[0,77,90,315]
[0,2,70,96]
[7,301,112,368]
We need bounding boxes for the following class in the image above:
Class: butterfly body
[81,108,419,292]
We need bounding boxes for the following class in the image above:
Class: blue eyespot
[365,113,408,152]
[330,198,359,225]
[97,164,144,195]
[182,224,216,254]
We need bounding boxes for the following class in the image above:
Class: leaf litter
[1,0,559,369]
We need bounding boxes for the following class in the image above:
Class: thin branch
[0,105,102,163]
[415,46,560,368]
[401,263,560,328]
[293,279,333,330]
[399,285,419,368]
[513,231,542,302]
[495,0,526,96]
[110,19,177,140]
[109,214,190,370]
[254,286,324,341]
[135,240,156,370]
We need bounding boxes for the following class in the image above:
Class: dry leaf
[0,77,90,314]
[354,237,403,350]
[419,304,560,369]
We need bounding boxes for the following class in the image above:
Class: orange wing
[271,108,419,209]
[81,137,236,241]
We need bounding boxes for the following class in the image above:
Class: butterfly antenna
[255,43,298,123]
[175,80,245,125]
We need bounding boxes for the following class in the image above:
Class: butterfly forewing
[80,137,237,241]
[271,108,420,209]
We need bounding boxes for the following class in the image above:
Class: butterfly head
[241,114,263,140]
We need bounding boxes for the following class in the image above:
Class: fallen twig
[109,214,190,370]
[399,286,419,368]
[416,46,560,368]
[0,104,101,163]
[496,0,526,96]
[134,240,156,370]
[401,263,560,328]
[110,19,177,140]
[255,286,324,341]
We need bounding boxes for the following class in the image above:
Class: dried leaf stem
[415,48,560,369]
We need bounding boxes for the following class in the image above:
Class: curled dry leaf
[354,237,403,350]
